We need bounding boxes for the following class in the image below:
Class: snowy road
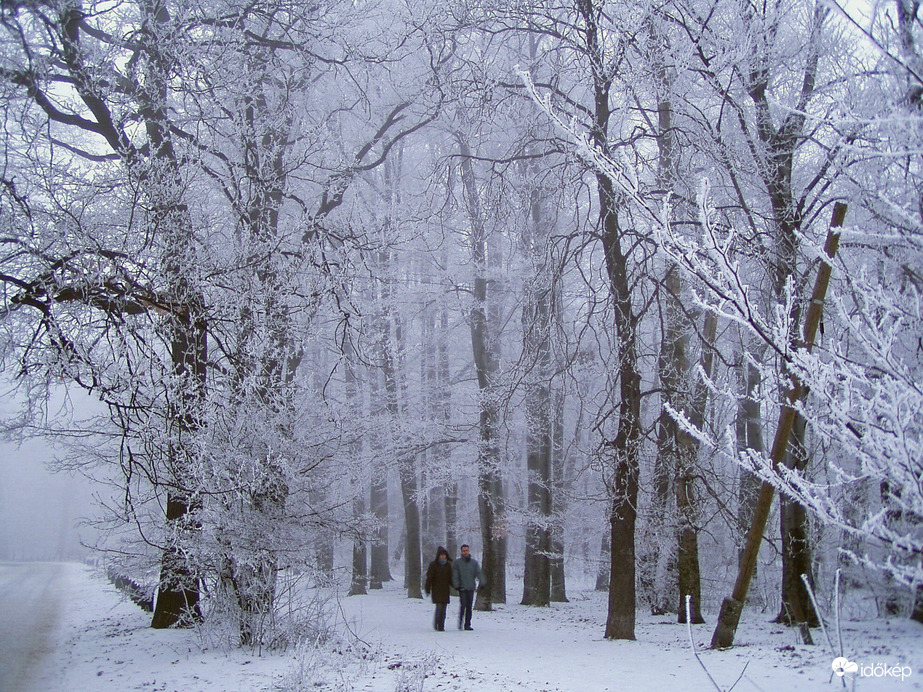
[0,562,67,692]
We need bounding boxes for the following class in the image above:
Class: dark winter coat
[452,555,484,591]
[425,551,453,604]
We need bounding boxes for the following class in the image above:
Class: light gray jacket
[452,555,484,591]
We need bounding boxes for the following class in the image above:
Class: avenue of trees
[0,0,920,646]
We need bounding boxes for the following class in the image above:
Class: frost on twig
[686,595,748,692]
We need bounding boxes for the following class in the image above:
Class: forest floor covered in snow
[27,562,923,691]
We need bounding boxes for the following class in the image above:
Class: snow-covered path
[9,563,922,691]
[334,581,923,691]
[0,562,68,692]
[336,585,797,691]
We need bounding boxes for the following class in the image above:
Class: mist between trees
[0,0,920,648]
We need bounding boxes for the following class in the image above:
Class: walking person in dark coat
[424,546,453,631]
[451,544,484,630]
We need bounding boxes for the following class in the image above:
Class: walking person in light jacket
[451,544,484,630]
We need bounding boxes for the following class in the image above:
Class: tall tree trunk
[369,248,398,590]
[566,0,644,640]
[648,409,677,614]
[651,265,682,616]
[346,345,367,597]
[647,18,706,624]
[444,484,459,560]
[349,494,368,597]
[601,185,642,640]
[521,154,554,607]
[774,414,819,626]
[595,532,610,591]
[676,310,715,625]
[736,354,764,581]
[381,281,422,599]
[368,328,391,588]
[138,0,205,627]
[421,310,438,562]
[745,2,827,640]
[151,301,207,629]
[368,353,391,589]
[550,387,569,602]
[369,472,392,588]
[397,456,423,599]
[438,290,459,559]
[458,134,506,609]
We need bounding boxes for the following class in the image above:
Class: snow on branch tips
[515,67,672,232]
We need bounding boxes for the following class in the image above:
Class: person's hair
[461,544,469,550]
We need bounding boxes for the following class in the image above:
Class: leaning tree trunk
[711,204,846,649]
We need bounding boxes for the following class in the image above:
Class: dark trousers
[458,589,474,629]
[433,602,447,631]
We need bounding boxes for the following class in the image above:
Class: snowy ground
[11,562,923,691]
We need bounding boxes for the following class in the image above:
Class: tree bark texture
[736,355,764,581]
[774,415,819,627]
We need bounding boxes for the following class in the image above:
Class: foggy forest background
[0,0,921,650]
